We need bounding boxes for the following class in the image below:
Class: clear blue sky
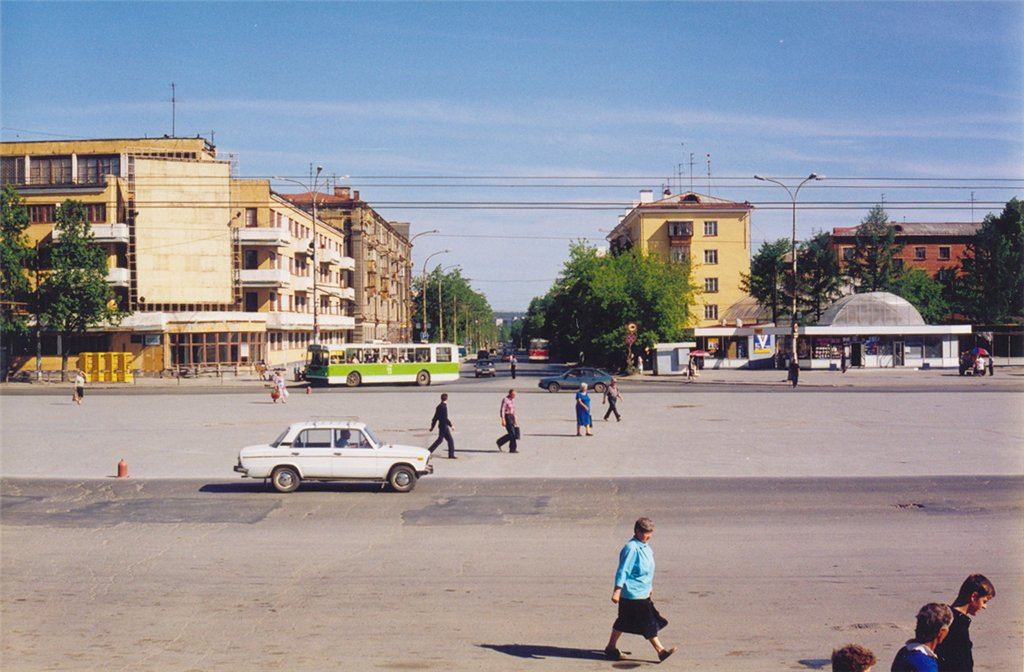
[3,1,1022,310]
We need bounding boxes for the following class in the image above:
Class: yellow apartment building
[607,190,754,328]
[1,137,356,374]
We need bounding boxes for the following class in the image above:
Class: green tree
[39,200,123,377]
[849,204,903,292]
[741,238,790,324]
[1,185,35,340]
[892,267,950,324]
[412,265,496,348]
[797,230,845,323]
[957,198,1024,324]
[538,241,696,369]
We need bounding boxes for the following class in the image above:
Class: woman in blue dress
[575,383,593,436]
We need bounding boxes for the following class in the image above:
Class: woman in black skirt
[605,517,677,662]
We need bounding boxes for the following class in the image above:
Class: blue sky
[3,1,1022,310]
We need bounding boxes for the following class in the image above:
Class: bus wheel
[416,370,431,386]
[346,371,361,387]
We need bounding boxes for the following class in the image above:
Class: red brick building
[831,222,979,279]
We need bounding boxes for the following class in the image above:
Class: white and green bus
[305,343,460,387]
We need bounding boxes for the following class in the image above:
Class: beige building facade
[283,188,413,343]
[607,190,754,328]
[2,137,356,374]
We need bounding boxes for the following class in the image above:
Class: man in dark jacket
[428,393,456,459]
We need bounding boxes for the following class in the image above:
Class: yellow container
[77,352,134,384]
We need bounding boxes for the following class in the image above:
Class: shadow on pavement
[198,481,389,494]
[478,644,611,661]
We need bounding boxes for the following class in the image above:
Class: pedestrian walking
[575,383,592,436]
[71,369,86,405]
[841,347,848,373]
[890,603,953,672]
[789,357,800,388]
[604,517,677,663]
[509,353,517,379]
[832,644,876,672]
[428,393,456,459]
[936,574,995,672]
[603,377,622,422]
[496,389,519,453]
[271,371,288,403]
[987,356,994,376]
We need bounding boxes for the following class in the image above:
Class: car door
[332,428,379,478]
[291,428,335,478]
[564,368,583,390]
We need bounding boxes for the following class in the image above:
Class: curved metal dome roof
[817,292,926,326]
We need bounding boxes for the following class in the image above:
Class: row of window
[840,246,952,262]
[1,155,121,186]
[667,248,720,265]
[27,203,107,224]
[667,221,718,237]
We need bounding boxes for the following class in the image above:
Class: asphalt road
[2,476,1021,671]
[2,367,1022,670]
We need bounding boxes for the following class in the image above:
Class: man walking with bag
[496,389,519,453]
[603,377,623,421]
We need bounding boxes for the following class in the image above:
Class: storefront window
[170,332,264,366]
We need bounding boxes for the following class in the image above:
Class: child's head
[831,644,876,672]
[952,574,995,615]
[915,603,953,644]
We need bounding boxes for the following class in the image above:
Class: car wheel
[346,371,361,387]
[593,382,607,394]
[388,465,417,493]
[416,370,431,386]
[547,382,560,392]
[271,466,300,493]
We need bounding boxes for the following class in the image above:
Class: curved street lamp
[420,249,449,342]
[274,167,325,344]
[754,173,825,365]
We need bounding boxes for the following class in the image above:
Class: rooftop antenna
[706,154,712,195]
[689,152,695,192]
[171,83,176,137]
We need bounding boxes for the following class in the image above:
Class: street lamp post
[275,167,325,344]
[438,264,460,343]
[754,173,825,365]
[420,249,449,342]
[406,230,439,341]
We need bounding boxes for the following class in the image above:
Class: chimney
[639,189,654,204]
[353,190,360,202]
[334,186,351,200]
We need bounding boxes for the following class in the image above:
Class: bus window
[330,354,345,365]
[436,346,452,363]
[415,348,430,363]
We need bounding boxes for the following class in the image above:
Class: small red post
[117,459,128,478]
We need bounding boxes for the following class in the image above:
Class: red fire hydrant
[117,459,128,478]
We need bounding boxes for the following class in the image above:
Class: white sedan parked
[234,421,433,493]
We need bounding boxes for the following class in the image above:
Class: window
[841,247,855,262]
[294,429,332,449]
[704,277,719,293]
[914,247,926,260]
[28,204,56,224]
[938,246,951,261]
[667,221,693,237]
[704,304,719,320]
[84,203,106,223]
[29,156,72,185]
[703,221,718,236]
[703,249,718,264]
[77,156,120,184]
[670,246,690,264]
[1,157,25,185]
[245,208,258,227]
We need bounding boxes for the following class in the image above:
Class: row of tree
[1,187,122,376]
[412,265,499,350]
[519,242,697,369]
[743,200,1024,326]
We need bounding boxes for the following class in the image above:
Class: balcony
[237,225,290,247]
[265,312,355,331]
[292,235,313,256]
[323,287,355,302]
[239,268,290,288]
[291,273,313,292]
[318,248,356,271]
[107,267,130,287]
[52,223,130,244]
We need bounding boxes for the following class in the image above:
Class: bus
[305,343,460,387]
[528,338,550,362]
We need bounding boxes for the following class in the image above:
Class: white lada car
[234,421,433,493]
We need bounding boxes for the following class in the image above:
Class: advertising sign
[753,333,773,355]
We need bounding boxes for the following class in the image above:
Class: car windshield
[270,427,291,447]
[363,427,381,447]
